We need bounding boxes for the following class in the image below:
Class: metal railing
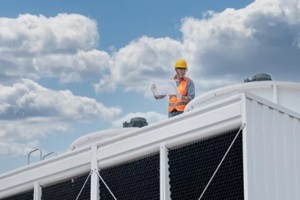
[27,148,42,164]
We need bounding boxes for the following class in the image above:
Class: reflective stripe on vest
[168,77,189,112]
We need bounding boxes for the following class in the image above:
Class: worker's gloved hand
[176,93,182,100]
[150,84,157,94]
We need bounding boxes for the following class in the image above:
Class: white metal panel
[0,147,91,199]
[96,97,243,168]
[70,128,137,150]
[244,95,300,200]
[160,144,170,200]
[0,94,244,199]
[33,182,41,200]
[91,144,100,200]
[2,81,300,200]
[186,81,300,114]
[277,84,300,114]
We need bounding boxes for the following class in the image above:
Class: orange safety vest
[168,77,189,112]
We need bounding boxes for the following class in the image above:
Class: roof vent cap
[244,73,272,82]
[123,117,148,128]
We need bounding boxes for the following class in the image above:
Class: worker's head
[174,59,188,78]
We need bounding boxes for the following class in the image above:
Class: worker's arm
[151,84,166,100]
[176,93,190,103]
[181,95,190,103]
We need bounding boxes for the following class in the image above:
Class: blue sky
[1,0,300,173]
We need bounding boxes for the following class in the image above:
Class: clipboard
[152,80,177,96]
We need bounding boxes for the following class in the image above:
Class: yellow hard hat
[174,59,187,69]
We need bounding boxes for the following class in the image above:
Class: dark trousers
[168,110,183,118]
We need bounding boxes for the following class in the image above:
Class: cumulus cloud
[0,79,121,156]
[0,79,121,121]
[1,1,300,94]
[92,0,300,94]
[94,36,183,93]
[179,0,300,91]
[0,13,121,158]
[2,0,300,159]
[0,140,40,156]
[0,14,110,83]
[0,13,98,53]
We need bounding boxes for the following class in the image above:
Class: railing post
[160,144,171,200]
[33,182,42,200]
[91,144,99,200]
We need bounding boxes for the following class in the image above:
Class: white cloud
[1,1,300,94]
[0,79,122,156]
[92,0,300,94]
[0,13,98,53]
[1,0,300,159]
[0,14,110,83]
[94,36,183,93]
[179,0,300,91]
[34,49,111,83]
[0,118,67,156]
[0,140,40,156]
[0,79,121,121]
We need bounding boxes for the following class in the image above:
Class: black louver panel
[99,154,159,200]
[1,190,33,200]
[41,173,90,200]
[168,129,244,200]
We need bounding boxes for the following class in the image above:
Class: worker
[151,59,195,118]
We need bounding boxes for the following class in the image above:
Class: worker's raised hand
[150,84,157,94]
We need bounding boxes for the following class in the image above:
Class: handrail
[27,148,42,165]
[43,152,57,160]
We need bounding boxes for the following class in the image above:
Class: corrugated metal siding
[168,129,244,200]
[42,173,91,200]
[244,97,300,200]
[99,154,159,200]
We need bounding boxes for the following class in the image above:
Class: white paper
[152,80,177,95]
